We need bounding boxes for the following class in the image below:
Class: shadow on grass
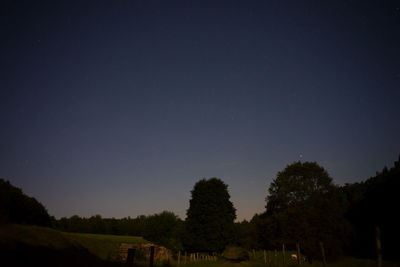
[0,242,124,267]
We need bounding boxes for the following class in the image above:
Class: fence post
[319,242,326,267]
[263,250,267,265]
[376,227,382,267]
[282,244,286,266]
[178,251,181,266]
[184,252,187,264]
[149,246,155,267]
[167,252,170,266]
[127,248,135,266]
[296,243,301,265]
[268,251,272,267]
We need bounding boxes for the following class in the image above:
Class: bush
[222,246,249,262]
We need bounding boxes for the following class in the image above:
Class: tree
[232,220,258,249]
[266,161,335,215]
[184,178,236,252]
[342,154,400,260]
[0,178,51,226]
[262,162,350,262]
[143,211,184,252]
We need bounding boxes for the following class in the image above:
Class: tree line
[1,154,399,262]
[54,212,184,251]
[240,156,400,262]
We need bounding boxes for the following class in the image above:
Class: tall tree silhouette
[184,178,236,252]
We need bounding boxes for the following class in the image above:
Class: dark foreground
[0,243,122,267]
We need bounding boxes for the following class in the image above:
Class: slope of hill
[0,224,148,266]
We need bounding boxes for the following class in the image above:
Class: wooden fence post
[319,242,326,267]
[167,252,170,266]
[376,227,382,267]
[127,248,135,266]
[149,246,155,267]
[296,243,301,265]
[178,251,181,266]
[268,251,272,267]
[282,244,286,266]
[263,250,267,265]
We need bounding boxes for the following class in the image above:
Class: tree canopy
[266,161,335,215]
[184,178,236,252]
[261,162,350,262]
[142,211,183,251]
[342,155,400,260]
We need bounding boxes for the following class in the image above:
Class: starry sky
[1,0,399,221]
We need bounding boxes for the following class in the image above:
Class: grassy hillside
[65,231,148,260]
[0,224,148,266]
[0,224,76,249]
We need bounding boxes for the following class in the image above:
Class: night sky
[1,1,399,221]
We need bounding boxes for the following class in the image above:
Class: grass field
[1,225,399,267]
[0,224,76,249]
[148,258,400,267]
[247,250,400,267]
[65,231,148,260]
[0,224,148,263]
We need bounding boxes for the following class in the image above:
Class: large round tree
[266,161,335,215]
[184,178,236,252]
[263,162,351,262]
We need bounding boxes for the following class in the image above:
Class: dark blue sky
[1,0,399,221]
